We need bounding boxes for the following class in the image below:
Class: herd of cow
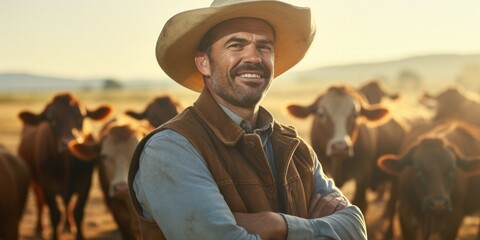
[1,79,480,240]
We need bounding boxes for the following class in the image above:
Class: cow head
[358,80,400,104]
[378,137,480,213]
[125,95,181,128]
[18,93,112,159]
[98,123,147,199]
[420,86,468,120]
[287,85,389,158]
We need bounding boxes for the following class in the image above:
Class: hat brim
[156,1,316,92]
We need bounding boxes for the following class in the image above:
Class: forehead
[320,90,358,113]
[209,18,275,42]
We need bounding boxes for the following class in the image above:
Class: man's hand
[233,212,287,240]
[308,192,349,218]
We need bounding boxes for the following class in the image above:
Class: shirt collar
[218,103,274,146]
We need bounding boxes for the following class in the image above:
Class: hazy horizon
[1,0,480,80]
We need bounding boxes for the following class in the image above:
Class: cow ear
[457,156,480,177]
[389,93,400,101]
[286,104,313,119]
[18,111,44,125]
[287,97,321,119]
[68,140,101,161]
[125,109,147,120]
[377,154,407,176]
[87,105,112,121]
[360,105,389,122]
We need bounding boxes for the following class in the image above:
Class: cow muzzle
[327,139,354,157]
[110,182,129,199]
[423,196,452,212]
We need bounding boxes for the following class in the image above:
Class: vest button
[246,141,255,148]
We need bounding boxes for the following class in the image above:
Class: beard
[209,58,272,108]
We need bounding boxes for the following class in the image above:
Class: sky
[1,0,479,81]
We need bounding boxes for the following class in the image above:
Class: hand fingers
[308,192,348,218]
[308,193,322,214]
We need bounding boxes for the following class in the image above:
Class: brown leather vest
[128,89,315,239]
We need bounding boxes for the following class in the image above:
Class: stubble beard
[209,59,271,109]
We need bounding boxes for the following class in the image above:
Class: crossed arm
[234,192,350,240]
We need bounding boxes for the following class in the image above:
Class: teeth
[239,73,261,79]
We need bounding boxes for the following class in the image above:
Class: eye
[228,43,242,50]
[413,165,430,189]
[258,44,273,53]
[444,168,455,185]
[316,109,326,118]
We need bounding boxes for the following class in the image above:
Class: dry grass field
[1,82,478,239]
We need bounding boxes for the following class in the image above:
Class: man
[128,0,367,239]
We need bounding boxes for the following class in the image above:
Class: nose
[242,45,262,64]
[110,182,129,198]
[331,141,349,154]
[423,197,452,212]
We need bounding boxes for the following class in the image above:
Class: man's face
[197,18,275,109]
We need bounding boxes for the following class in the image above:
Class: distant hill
[2,53,479,92]
[281,53,480,91]
[0,73,170,92]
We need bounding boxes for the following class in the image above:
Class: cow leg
[31,181,45,236]
[382,179,398,240]
[352,179,368,215]
[44,191,62,240]
[72,173,94,240]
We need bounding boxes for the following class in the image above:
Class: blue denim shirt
[133,105,367,240]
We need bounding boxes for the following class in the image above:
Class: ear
[360,105,389,122]
[195,51,210,76]
[125,110,146,120]
[87,105,112,121]
[377,154,406,176]
[457,156,480,177]
[389,93,400,101]
[18,111,44,125]
[68,140,101,161]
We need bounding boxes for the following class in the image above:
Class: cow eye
[445,169,455,184]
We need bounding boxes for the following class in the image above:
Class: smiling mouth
[239,73,262,79]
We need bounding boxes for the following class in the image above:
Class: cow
[95,119,148,240]
[125,95,181,129]
[421,86,480,127]
[286,85,389,214]
[18,93,112,240]
[0,144,30,240]
[358,79,400,105]
[377,121,480,239]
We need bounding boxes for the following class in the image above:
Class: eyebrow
[224,36,274,47]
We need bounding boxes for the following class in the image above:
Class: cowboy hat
[156,0,316,92]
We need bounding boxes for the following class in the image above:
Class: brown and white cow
[18,93,111,240]
[287,85,389,213]
[358,79,400,105]
[0,144,30,240]
[377,121,480,240]
[125,95,181,129]
[95,119,148,240]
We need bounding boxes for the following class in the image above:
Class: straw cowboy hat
[156,0,316,92]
